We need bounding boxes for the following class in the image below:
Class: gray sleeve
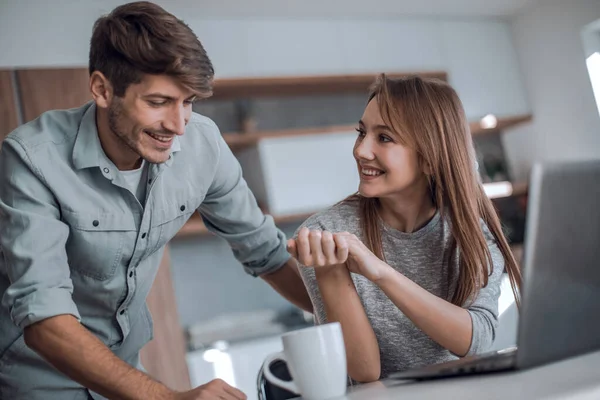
[198,122,289,277]
[293,216,330,323]
[0,138,81,328]
[466,229,505,355]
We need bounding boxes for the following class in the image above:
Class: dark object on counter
[493,193,528,244]
[257,359,296,400]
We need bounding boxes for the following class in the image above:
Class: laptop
[389,159,600,381]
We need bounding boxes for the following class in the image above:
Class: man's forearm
[261,258,313,313]
[24,314,174,400]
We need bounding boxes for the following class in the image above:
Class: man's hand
[175,379,246,400]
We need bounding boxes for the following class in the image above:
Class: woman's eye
[379,134,392,143]
[355,128,366,137]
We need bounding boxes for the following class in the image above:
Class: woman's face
[353,98,426,200]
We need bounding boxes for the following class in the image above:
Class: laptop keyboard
[437,349,517,375]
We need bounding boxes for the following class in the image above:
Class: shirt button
[148,179,152,184]
[93,220,99,227]
[141,232,147,239]
[103,167,109,173]
[180,205,186,211]
[129,271,134,278]
[119,309,126,315]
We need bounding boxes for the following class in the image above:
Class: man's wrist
[315,264,351,280]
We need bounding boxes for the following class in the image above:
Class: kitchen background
[1,0,600,399]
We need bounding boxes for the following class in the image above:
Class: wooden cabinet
[16,68,91,122]
[141,247,191,391]
[0,70,19,140]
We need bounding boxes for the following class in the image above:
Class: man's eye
[148,101,166,107]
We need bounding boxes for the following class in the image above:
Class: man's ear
[89,71,113,109]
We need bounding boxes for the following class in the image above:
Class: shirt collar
[72,102,182,171]
[165,134,181,167]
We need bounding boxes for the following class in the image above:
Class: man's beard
[108,98,143,158]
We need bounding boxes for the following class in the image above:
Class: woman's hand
[287,227,388,282]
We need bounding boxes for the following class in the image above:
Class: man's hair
[89,1,214,98]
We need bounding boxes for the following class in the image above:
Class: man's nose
[164,105,186,135]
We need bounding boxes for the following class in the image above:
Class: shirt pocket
[62,210,137,281]
[147,195,203,253]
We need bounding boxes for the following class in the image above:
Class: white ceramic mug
[261,322,347,400]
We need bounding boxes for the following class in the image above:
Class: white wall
[0,1,530,123]
[582,20,600,57]
[502,0,600,181]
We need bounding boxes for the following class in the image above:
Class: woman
[287,74,522,383]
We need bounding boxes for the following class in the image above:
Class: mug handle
[261,352,300,395]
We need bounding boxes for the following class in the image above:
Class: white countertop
[297,350,600,400]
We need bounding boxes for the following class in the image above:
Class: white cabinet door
[237,131,359,217]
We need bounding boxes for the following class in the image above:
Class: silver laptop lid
[517,160,600,368]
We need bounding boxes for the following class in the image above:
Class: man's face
[104,74,197,168]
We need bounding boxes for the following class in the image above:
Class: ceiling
[166,0,540,18]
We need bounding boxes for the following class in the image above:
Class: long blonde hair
[351,74,521,307]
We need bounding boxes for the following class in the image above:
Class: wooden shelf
[469,114,532,136]
[176,181,528,237]
[0,70,19,140]
[223,114,533,152]
[223,124,356,151]
[511,181,529,197]
[176,214,208,237]
[211,71,448,100]
[175,211,316,238]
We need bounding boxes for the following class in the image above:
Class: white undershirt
[120,160,149,205]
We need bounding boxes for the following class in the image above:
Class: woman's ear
[89,71,113,109]
[421,159,433,176]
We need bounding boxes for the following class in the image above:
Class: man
[0,2,311,399]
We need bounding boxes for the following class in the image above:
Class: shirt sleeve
[197,124,290,277]
[0,137,81,329]
[465,226,506,355]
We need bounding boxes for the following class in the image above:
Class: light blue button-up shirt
[0,102,290,399]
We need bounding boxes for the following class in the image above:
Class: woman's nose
[354,137,375,160]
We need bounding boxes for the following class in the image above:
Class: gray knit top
[296,200,504,378]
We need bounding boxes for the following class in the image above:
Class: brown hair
[350,74,521,307]
[89,1,214,98]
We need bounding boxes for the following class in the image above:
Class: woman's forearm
[375,262,473,356]
[315,265,381,382]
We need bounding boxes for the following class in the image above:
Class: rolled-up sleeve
[0,138,80,328]
[465,227,506,355]
[198,125,289,277]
